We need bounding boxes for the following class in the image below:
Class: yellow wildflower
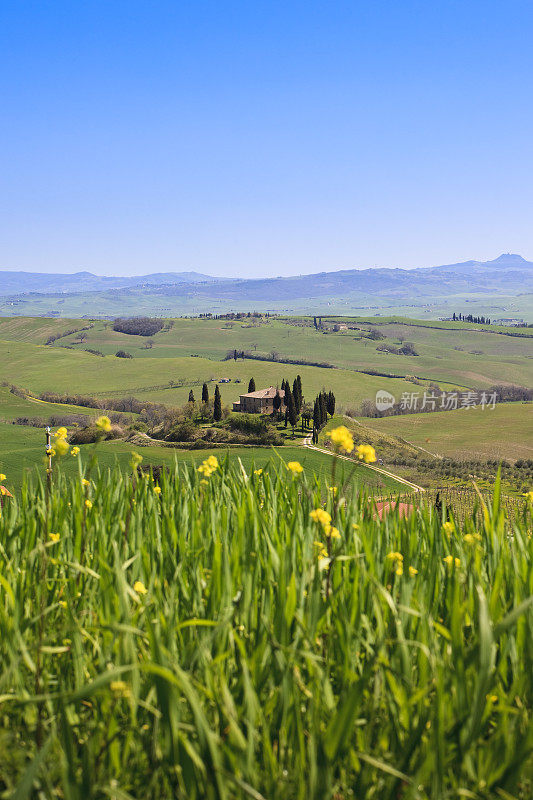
[395,565,403,576]
[0,473,5,481]
[352,523,359,530]
[206,455,219,469]
[133,580,147,595]
[356,444,377,463]
[54,437,69,456]
[49,533,60,543]
[82,478,90,487]
[409,566,418,577]
[324,524,341,539]
[71,446,80,456]
[54,427,68,439]
[328,485,338,496]
[386,551,403,562]
[131,451,143,469]
[442,521,454,536]
[253,468,263,475]
[110,680,131,698]
[46,448,56,457]
[310,508,332,526]
[85,499,93,509]
[443,555,460,568]
[525,490,533,503]
[328,425,354,453]
[153,485,161,495]
[96,415,112,432]
[287,461,303,474]
[59,600,67,609]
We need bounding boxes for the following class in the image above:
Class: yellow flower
[310,508,332,526]
[131,451,143,469]
[324,524,341,539]
[328,425,354,453]
[71,446,80,456]
[409,566,418,577]
[442,521,454,536]
[287,461,303,474]
[356,444,377,463]
[133,580,147,595]
[153,485,161,495]
[386,551,403,562]
[0,473,5,481]
[54,427,68,440]
[46,447,56,457]
[206,455,219,469]
[95,415,112,432]
[328,485,338,496]
[525,490,533,503]
[443,555,460,568]
[82,478,90,487]
[49,533,60,543]
[200,478,209,486]
[59,600,67,609]
[395,565,403,576]
[54,438,69,456]
[253,468,263,475]
[110,680,131,698]
[85,499,93,509]
[352,523,359,530]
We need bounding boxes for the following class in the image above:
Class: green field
[1,459,531,797]
[365,402,533,461]
[0,422,404,494]
[2,314,531,389]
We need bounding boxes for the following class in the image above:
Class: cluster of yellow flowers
[443,555,461,568]
[96,415,112,432]
[385,551,417,577]
[356,444,377,463]
[525,490,533,503]
[0,473,6,481]
[198,455,219,477]
[463,532,482,546]
[442,521,455,536]
[50,426,70,457]
[287,461,303,474]
[328,425,354,453]
[133,580,148,595]
[310,507,340,541]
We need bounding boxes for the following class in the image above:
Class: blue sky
[1,0,533,277]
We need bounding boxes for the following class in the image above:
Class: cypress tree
[214,385,222,421]
[287,387,298,433]
[273,389,282,419]
[248,377,256,393]
[202,383,209,403]
[313,397,320,431]
[327,390,335,418]
[319,392,327,426]
[188,389,195,403]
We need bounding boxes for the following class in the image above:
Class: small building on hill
[232,386,284,414]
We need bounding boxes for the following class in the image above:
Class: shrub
[115,350,133,359]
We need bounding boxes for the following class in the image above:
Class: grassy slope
[2,315,530,389]
[0,337,427,411]
[364,402,533,461]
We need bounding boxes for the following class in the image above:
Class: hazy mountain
[1,254,532,306]
[0,270,217,296]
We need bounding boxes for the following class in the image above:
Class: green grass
[0,461,531,797]
[0,422,404,494]
[3,314,533,389]
[365,402,533,462]
[0,386,104,421]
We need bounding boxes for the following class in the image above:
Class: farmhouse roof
[241,386,284,399]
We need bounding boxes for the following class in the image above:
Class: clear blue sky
[2,0,533,277]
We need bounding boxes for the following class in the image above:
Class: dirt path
[303,433,424,492]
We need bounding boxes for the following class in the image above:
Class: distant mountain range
[0,270,216,296]
[1,254,532,307]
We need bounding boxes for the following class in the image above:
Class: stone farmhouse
[232,386,284,414]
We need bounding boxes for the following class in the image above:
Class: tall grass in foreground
[0,458,532,799]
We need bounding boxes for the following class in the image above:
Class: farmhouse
[232,386,284,414]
